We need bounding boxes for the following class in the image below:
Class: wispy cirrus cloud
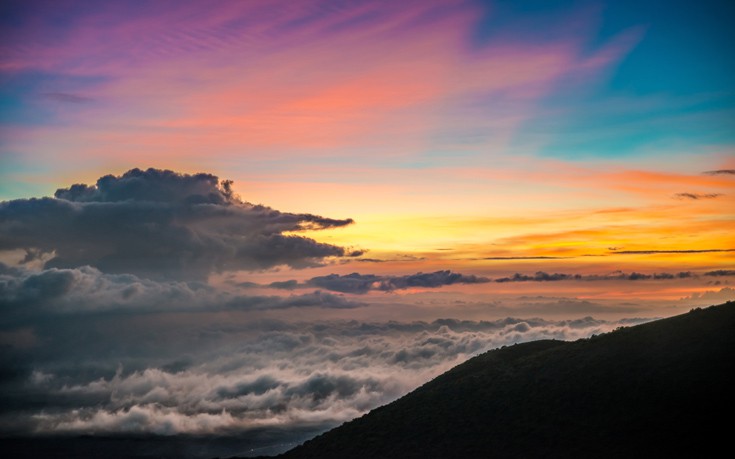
[0,0,639,177]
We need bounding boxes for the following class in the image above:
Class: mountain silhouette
[270,301,735,458]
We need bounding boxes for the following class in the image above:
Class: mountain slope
[276,302,735,458]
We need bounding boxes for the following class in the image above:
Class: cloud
[705,270,735,277]
[34,404,240,435]
[307,273,383,294]
[1,0,629,170]
[0,264,363,325]
[373,271,490,290]
[610,249,735,255]
[673,192,722,200]
[0,168,356,280]
[579,271,694,281]
[495,272,577,283]
[268,270,490,294]
[680,287,735,303]
[702,169,735,175]
[482,256,572,260]
[351,256,426,263]
[1,311,649,438]
[264,268,712,293]
[491,270,694,283]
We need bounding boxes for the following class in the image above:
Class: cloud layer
[493,270,705,283]
[0,168,356,280]
[0,306,647,439]
[269,270,490,294]
[673,192,722,200]
[260,269,735,295]
[0,264,362,326]
[0,259,661,445]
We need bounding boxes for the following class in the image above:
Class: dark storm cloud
[0,168,355,279]
[268,271,490,294]
[673,192,722,200]
[702,169,735,175]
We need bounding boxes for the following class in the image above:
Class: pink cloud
[2,0,638,167]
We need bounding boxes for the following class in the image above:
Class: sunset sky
[1,0,734,456]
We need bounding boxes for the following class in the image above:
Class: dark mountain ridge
[271,301,735,458]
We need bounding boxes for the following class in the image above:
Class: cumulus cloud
[0,168,355,280]
[267,270,490,294]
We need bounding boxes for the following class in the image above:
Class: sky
[1,0,734,457]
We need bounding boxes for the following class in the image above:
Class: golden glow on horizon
[2,0,733,315]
